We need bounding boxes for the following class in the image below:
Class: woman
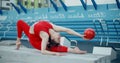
[16,20,87,56]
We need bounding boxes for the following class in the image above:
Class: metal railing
[113,18,120,42]
[93,19,109,46]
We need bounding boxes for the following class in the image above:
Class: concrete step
[0,46,110,63]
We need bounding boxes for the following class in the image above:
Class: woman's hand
[81,35,89,40]
[16,41,21,50]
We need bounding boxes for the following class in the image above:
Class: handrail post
[113,18,120,42]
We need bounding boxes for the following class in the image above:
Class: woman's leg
[49,45,68,52]
[68,47,87,54]
[17,20,30,38]
[50,45,86,54]
[16,20,30,50]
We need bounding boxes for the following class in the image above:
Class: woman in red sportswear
[16,20,87,56]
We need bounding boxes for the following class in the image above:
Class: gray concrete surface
[0,40,110,63]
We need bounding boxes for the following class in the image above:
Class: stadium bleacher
[0,1,120,63]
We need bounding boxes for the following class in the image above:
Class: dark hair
[47,37,60,50]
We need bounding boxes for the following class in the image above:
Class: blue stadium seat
[4,31,17,39]
[106,20,120,43]
[0,31,5,38]
[8,27,17,31]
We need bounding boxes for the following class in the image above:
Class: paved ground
[0,40,119,63]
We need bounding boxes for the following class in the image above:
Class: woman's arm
[40,31,64,56]
[51,23,84,38]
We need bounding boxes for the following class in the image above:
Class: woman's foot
[73,47,87,54]
[16,41,21,50]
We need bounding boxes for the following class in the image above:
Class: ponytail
[47,37,60,49]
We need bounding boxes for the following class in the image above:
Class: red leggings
[17,20,68,52]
